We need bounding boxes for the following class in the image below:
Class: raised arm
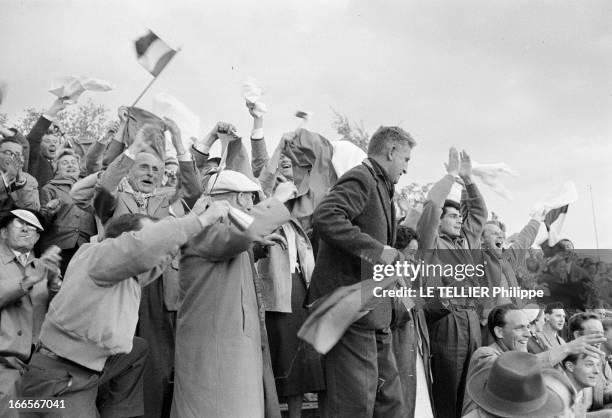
[191,122,230,173]
[458,150,488,249]
[163,117,201,208]
[10,173,40,211]
[417,175,455,250]
[86,121,119,174]
[89,200,230,284]
[94,128,154,222]
[417,148,460,250]
[26,99,66,181]
[185,195,291,261]
[246,101,269,178]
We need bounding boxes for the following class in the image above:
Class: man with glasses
[171,170,296,418]
[0,138,40,216]
[0,209,61,418]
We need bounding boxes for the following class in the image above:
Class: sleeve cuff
[193,143,211,154]
[177,151,192,162]
[42,114,55,123]
[123,149,136,160]
[251,128,264,140]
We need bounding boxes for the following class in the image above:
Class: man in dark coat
[26,99,67,189]
[308,126,416,417]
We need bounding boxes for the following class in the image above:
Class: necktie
[17,253,28,267]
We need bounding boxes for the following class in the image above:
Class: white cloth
[48,76,113,104]
[151,92,201,156]
[242,77,267,117]
[415,350,435,418]
[281,223,298,274]
[329,140,366,178]
[531,181,578,214]
[472,161,518,200]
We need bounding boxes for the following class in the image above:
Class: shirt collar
[366,158,394,198]
[11,249,30,259]
[0,241,28,264]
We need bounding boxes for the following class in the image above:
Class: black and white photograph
[1,1,611,417]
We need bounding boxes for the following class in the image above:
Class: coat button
[17,330,22,336]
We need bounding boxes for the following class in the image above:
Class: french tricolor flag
[135,30,177,77]
[545,204,569,246]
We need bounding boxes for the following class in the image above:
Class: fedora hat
[467,352,564,418]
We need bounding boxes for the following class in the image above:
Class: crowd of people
[0,93,611,418]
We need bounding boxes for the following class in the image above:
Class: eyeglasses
[0,149,21,159]
[238,192,257,203]
[11,218,39,233]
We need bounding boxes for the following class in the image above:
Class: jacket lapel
[375,179,393,245]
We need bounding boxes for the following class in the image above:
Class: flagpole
[131,47,181,107]
[588,184,601,260]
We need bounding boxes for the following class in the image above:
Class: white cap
[10,209,44,231]
[206,170,261,195]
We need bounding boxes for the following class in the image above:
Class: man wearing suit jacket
[308,126,416,417]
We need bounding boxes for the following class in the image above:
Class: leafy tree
[330,109,433,218]
[331,108,370,152]
[11,100,110,147]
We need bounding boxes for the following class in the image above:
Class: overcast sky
[1,0,611,251]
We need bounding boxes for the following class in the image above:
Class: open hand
[459,150,472,179]
[444,147,460,176]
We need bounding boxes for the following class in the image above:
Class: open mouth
[495,239,503,249]
[141,179,153,186]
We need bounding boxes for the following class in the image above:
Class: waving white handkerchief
[49,76,113,104]
[242,77,267,117]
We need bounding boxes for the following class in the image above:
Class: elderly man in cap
[19,198,230,418]
[463,351,567,418]
[171,169,297,418]
[0,209,61,418]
